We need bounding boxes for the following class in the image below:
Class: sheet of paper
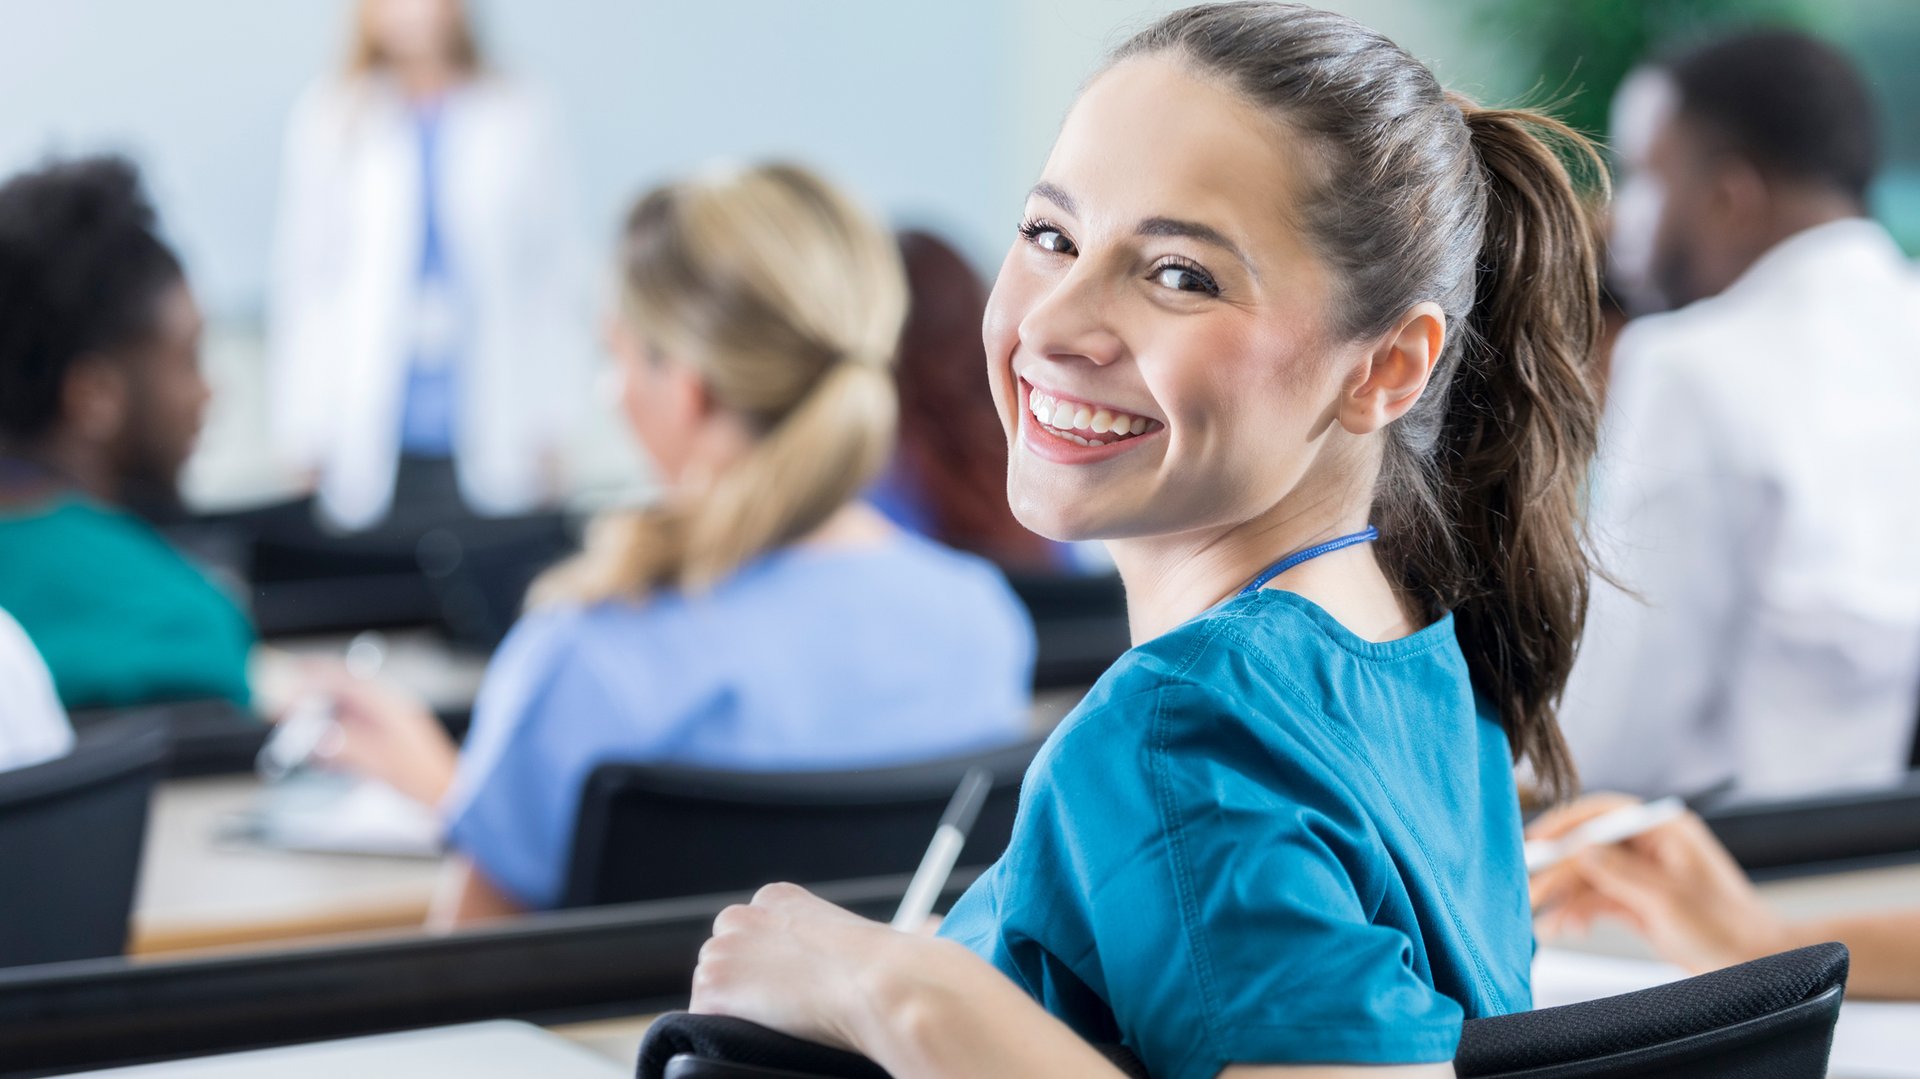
[1534,947,1920,1078]
[224,772,444,858]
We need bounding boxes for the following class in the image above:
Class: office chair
[559,735,1045,909]
[67,698,265,778]
[0,726,168,968]
[638,942,1848,1079]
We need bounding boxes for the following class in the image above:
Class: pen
[1525,796,1688,874]
[892,766,994,931]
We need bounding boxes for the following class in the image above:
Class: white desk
[131,776,445,956]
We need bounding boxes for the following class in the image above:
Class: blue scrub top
[444,533,1037,908]
[939,588,1531,1076]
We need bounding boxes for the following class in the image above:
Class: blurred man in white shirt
[0,606,72,773]
[1564,30,1920,797]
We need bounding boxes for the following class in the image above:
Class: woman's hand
[690,882,925,1052]
[1528,794,1789,973]
[305,665,459,809]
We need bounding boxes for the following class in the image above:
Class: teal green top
[0,497,253,710]
[939,589,1531,1076]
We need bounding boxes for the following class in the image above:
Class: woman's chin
[1009,493,1124,546]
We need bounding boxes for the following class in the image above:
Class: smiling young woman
[683,4,1606,1077]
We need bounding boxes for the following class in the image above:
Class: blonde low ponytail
[532,163,908,606]
[679,359,895,590]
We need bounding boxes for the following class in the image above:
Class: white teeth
[1026,384,1158,442]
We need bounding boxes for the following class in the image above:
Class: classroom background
[2,0,1919,1076]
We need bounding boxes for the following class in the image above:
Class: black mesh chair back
[0,727,167,968]
[1455,942,1847,1077]
[637,943,1847,1079]
[560,736,1044,909]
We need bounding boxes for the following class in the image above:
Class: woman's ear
[63,355,130,444]
[1338,302,1445,436]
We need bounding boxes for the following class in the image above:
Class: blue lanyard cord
[1238,526,1380,596]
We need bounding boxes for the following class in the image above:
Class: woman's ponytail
[1440,105,1607,803]
[679,359,895,590]
[531,163,907,605]
[1119,4,1609,802]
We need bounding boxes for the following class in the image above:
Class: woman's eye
[1018,220,1076,255]
[1151,263,1220,296]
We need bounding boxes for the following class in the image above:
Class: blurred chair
[172,498,574,644]
[1701,770,1920,879]
[638,943,1849,1079]
[0,726,167,968]
[1004,571,1131,690]
[560,736,1044,909]
[68,698,264,779]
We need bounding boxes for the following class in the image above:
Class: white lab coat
[0,607,72,774]
[1561,219,1920,798]
[268,76,589,531]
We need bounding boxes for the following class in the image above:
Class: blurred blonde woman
[322,164,1035,921]
[270,0,587,530]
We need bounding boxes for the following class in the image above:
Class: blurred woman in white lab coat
[269,0,588,532]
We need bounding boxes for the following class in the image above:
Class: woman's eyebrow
[1138,217,1257,279]
[1027,182,1258,281]
[1029,180,1076,215]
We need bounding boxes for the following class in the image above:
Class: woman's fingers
[1571,842,1676,918]
[1526,792,1642,842]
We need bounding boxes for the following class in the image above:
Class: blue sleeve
[442,608,655,909]
[1029,680,1463,1077]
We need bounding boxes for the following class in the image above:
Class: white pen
[1524,796,1688,874]
[892,767,994,931]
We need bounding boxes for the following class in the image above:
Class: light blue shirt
[401,100,459,456]
[939,589,1531,1076]
[444,534,1037,908]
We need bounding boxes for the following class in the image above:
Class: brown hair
[345,0,483,78]
[1115,3,1606,802]
[892,231,1056,571]
[532,163,907,603]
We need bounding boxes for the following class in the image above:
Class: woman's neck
[390,59,460,102]
[796,501,896,552]
[1107,495,1416,646]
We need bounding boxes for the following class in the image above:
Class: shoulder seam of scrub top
[1150,678,1228,1054]
[1150,611,1246,1051]
[1221,616,1504,1009]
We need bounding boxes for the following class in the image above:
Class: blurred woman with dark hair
[871,231,1064,573]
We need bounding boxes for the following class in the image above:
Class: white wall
[0,0,1524,506]
[0,0,1518,324]
[0,0,1021,322]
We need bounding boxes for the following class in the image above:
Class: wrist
[844,932,963,1062]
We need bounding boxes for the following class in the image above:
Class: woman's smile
[1016,377,1165,464]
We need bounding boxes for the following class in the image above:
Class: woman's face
[366,0,463,68]
[608,313,703,487]
[985,55,1359,543]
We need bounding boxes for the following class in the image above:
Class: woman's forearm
[1784,910,1920,1000]
[852,937,1129,1079]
